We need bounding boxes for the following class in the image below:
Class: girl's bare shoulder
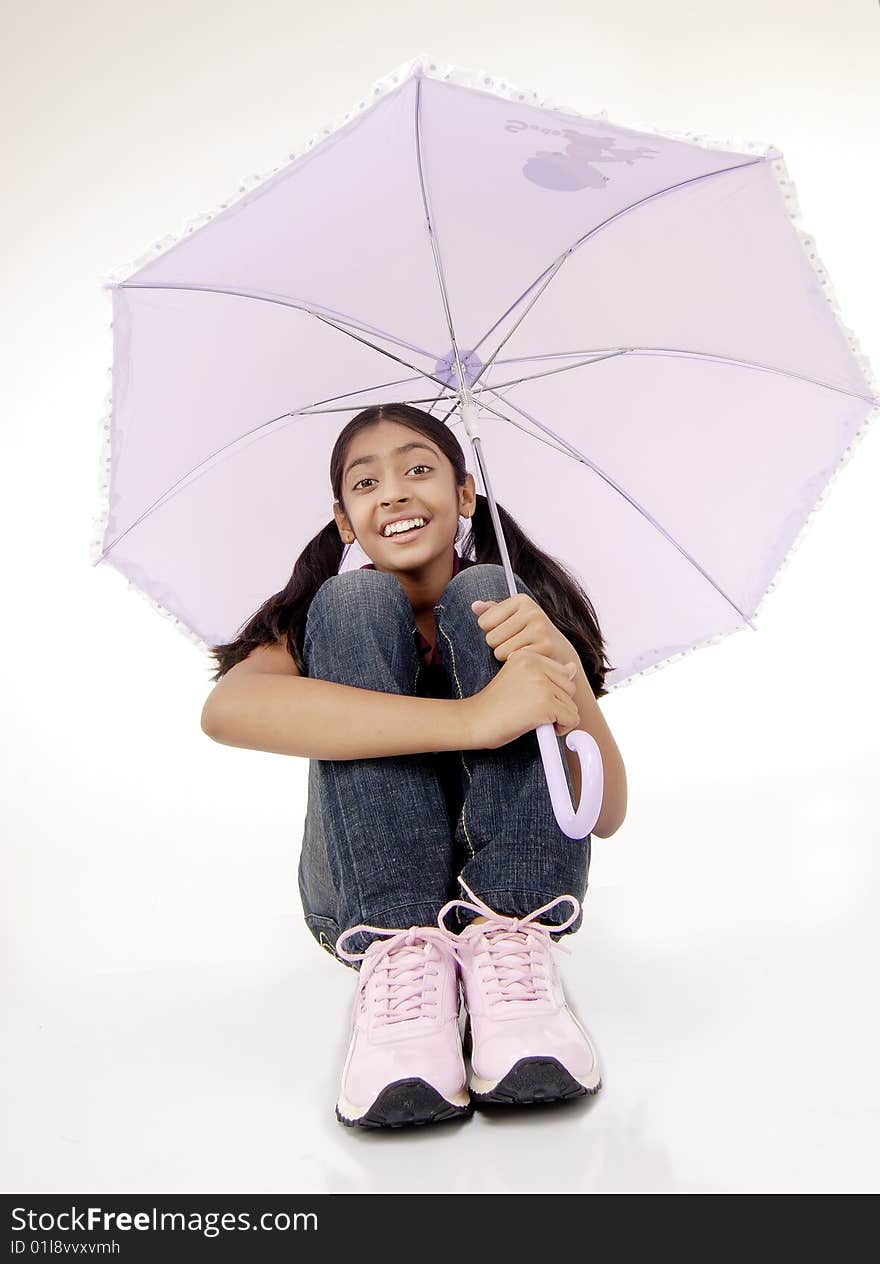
[224,640,301,680]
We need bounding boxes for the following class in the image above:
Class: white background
[2,0,878,1194]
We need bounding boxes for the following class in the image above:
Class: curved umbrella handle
[535,723,604,840]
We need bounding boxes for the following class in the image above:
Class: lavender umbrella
[92,55,879,840]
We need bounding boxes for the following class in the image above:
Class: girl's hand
[471,593,576,671]
[465,651,581,750]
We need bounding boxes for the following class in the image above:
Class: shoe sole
[463,1015,602,1106]
[336,1079,473,1130]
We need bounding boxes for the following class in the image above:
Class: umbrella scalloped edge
[92,53,880,692]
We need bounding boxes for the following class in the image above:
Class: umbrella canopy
[93,53,879,696]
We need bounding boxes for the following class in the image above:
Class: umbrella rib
[425,383,462,415]
[93,374,455,564]
[464,155,770,395]
[108,279,440,362]
[476,386,758,631]
[472,346,878,406]
[296,376,460,412]
[495,349,632,365]
[468,349,631,394]
[461,390,577,461]
[301,394,461,414]
[413,74,469,399]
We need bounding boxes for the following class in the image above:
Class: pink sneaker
[437,880,602,1106]
[333,922,472,1129]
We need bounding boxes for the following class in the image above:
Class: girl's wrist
[458,694,484,751]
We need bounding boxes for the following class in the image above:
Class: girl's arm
[200,642,477,760]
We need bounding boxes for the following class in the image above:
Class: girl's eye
[353,464,433,491]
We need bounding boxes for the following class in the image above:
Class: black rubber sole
[470,1056,601,1106]
[336,1078,474,1130]
[463,1014,602,1106]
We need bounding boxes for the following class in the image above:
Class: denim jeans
[297,563,591,969]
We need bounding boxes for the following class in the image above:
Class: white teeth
[383,517,427,536]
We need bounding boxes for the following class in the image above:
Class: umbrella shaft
[470,432,517,598]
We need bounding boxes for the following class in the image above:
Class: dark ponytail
[208,519,342,680]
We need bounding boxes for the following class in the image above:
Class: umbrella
[92,54,879,840]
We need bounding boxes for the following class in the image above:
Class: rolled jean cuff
[453,887,587,939]
[324,900,455,967]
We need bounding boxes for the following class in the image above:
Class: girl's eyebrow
[344,442,439,480]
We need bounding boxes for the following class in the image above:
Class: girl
[202,402,627,1130]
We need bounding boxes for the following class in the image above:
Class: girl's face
[334,420,475,568]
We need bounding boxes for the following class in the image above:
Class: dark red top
[360,547,475,666]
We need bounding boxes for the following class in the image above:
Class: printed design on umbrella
[506,122,659,191]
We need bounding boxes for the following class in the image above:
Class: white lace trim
[92,53,880,679]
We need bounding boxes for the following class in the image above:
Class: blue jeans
[297,563,591,968]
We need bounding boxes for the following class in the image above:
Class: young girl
[202,402,627,1130]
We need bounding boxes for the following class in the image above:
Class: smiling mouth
[381,520,430,541]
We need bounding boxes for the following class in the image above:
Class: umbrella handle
[535,723,604,840]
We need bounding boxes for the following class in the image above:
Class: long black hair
[208,402,615,697]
